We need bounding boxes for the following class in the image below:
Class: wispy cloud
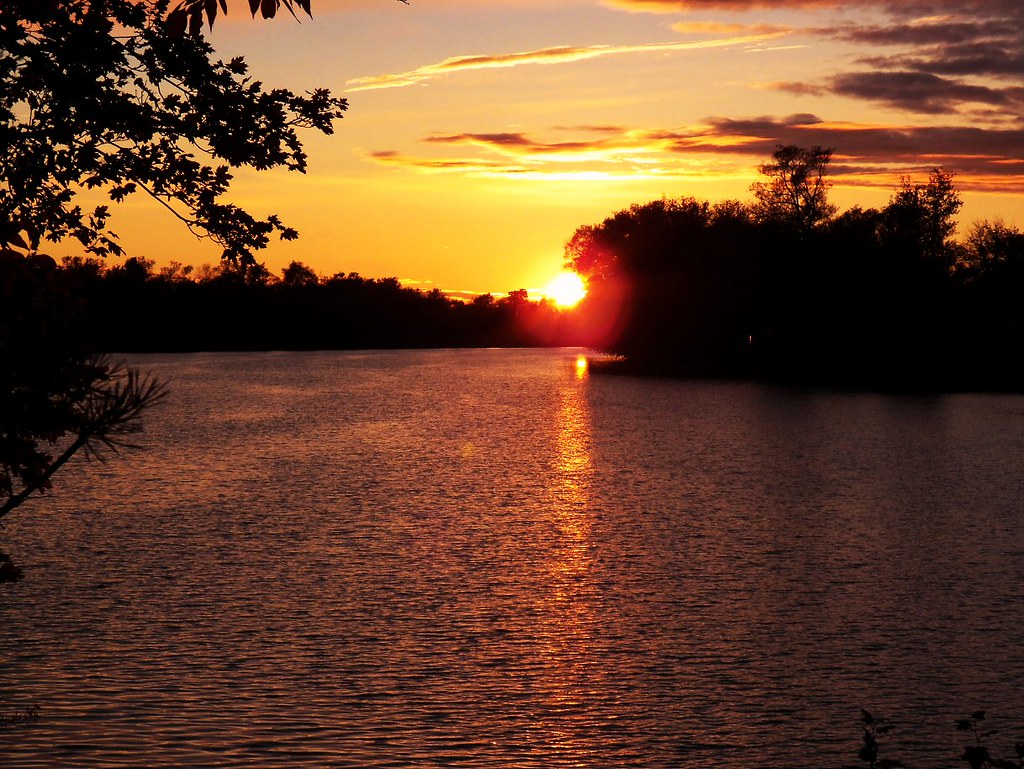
[423,130,674,164]
[345,32,786,91]
[362,149,531,175]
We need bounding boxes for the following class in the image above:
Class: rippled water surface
[3,348,1024,768]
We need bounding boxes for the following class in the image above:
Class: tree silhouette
[1,0,347,263]
[36,258,584,353]
[565,197,762,372]
[882,168,962,264]
[957,220,1024,289]
[0,0,384,567]
[281,260,319,287]
[949,219,1024,386]
[566,149,1022,390]
[751,145,837,234]
[0,252,165,541]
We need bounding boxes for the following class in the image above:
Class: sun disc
[544,271,587,308]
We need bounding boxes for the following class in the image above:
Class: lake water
[3,348,1024,768]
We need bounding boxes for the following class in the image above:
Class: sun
[543,271,587,308]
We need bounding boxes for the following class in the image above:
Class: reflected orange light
[547,370,594,607]
[528,369,603,761]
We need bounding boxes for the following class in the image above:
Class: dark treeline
[567,147,1024,391]
[47,257,584,352]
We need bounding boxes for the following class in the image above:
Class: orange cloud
[363,115,1024,192]
[671,20,790,34]
[362,149,528,175]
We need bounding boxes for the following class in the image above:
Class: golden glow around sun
[543,271,587,308]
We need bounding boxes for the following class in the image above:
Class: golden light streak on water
[575,356,588,379]
[530,362,602,765]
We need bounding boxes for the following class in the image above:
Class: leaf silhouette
[166,7,187,35]
[6,231,28,249]
[204,0,217,27]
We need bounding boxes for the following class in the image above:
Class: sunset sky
[102,0,1023,299]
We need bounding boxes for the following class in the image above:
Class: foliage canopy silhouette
[1,0,399,567]
[567,152,1024,390]
[751,144,837,233]
[0,252,166,540]
[1,0,349,263]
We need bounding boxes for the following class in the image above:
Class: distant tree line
[567,146,1024,391]
[48,256,583,352]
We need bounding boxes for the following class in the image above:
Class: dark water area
[2,348,1024,768]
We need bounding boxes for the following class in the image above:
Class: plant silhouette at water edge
[850,711,1024,769]
[853,709,903,769]
[955,711,1024,769]
[0,547,24,583]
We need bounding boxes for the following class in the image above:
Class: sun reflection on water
[574,356,588,379]
[552,358,594,576]
[531,357,602,759]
